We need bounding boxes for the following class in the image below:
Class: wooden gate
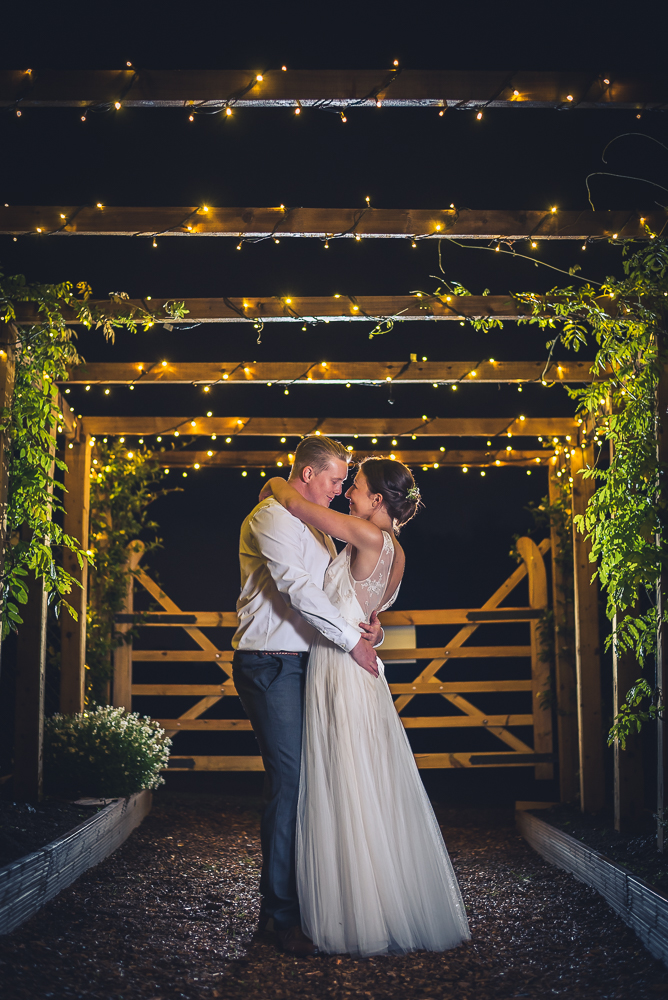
[115,537,553,777]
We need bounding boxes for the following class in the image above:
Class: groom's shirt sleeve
[250,505,360,653]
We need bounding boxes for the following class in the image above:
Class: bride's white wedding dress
[296,530,470,956]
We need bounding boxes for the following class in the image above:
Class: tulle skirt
[296,633,471,956]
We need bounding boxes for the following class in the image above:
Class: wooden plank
[133,645,531,661]
[121,608,539,627]
[548,470,579,803]
[400,714,533,728]
[66,360,596,385]
[165,751,547,771]
[156,719,252,730]
[157,449,550,469]
[1,69,662,109]
[60,433,91,715]
[571,435,605,813]
[0,791,151,935]
[14,294,622,325]
[157,714,533,730]
[112,541,144,711]
[0,323,17,680]
[613,611,645,833]
[517,536,553,779]
[2,205,658,240]
[81,416,579,438]
[133,680,532,696]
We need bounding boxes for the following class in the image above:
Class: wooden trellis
[117,537,555,778]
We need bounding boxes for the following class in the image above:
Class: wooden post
[571,432,605,813]
[656,355,668,850]
[13,391,57,802]
[112,541,144,711]
[548,471,579,802]
[517,536,552,779]
[612,610,645,832]
[60,433,91,715]
[0,322,17,681]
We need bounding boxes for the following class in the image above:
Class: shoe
[277,925,318,957]
[257,906,274,934]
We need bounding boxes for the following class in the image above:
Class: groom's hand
[359,610,382,647]
[350,637,379,678]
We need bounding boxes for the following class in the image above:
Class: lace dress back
[296,528,470,956]
[348,529,400,621]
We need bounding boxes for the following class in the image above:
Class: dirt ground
[1,791,667,999]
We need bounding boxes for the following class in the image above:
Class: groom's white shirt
[233,497,360,653]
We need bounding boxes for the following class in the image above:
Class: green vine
[515,239,668,747]
[0,270,186,640]
[86,440,171,706]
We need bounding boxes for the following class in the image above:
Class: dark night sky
[3,0,668,799]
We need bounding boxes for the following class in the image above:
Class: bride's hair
[360,458,421,534]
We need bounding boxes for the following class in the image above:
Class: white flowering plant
[44,706,172,798]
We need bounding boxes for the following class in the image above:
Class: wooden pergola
[1,88,639,816]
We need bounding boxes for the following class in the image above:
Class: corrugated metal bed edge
[0,790,152,935]
[517,808,668,968]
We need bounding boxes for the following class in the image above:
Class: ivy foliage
[86,440,172,706]
[0,270,185,640]
[515,239,668,747]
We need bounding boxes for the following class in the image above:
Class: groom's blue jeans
[232,649,308,931]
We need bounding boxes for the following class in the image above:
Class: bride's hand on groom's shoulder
[258,482,273,502]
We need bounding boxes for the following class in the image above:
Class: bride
[260,457,470,957]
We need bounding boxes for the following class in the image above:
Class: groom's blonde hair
[291,435,350,477]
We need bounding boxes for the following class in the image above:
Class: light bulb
[476,111,482,120]
[114,102,121,110]
[225,107,232,116]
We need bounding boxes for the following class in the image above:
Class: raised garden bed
[0,790,152,935]
[517,806,668,967]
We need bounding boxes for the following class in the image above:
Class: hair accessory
[406,485,421,503]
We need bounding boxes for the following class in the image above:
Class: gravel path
[1,792,667,999]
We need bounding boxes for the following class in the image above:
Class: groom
[232,435,381,956]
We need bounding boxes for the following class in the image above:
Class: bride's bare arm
[260,477,383,551]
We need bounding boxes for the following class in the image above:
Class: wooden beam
[165,750,550,771]
[13,398,57,801]
[2,206,658,241]
[112,542,144,711]
[612,610,645,833]
[571,433,605,813]
[517,536,553,779]
[65,360,596,386]
[81,415,580,437]
[156,714,533,730]
[12,294,618,325]
[548,470,579,803]
[133,645,532,662]
[155,449,550,469]
[119,607,541,628]
[1,69,662,110]
[60,433,91,715]
[133,680,533,697]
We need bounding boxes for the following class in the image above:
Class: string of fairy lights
[4,65,635,125]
